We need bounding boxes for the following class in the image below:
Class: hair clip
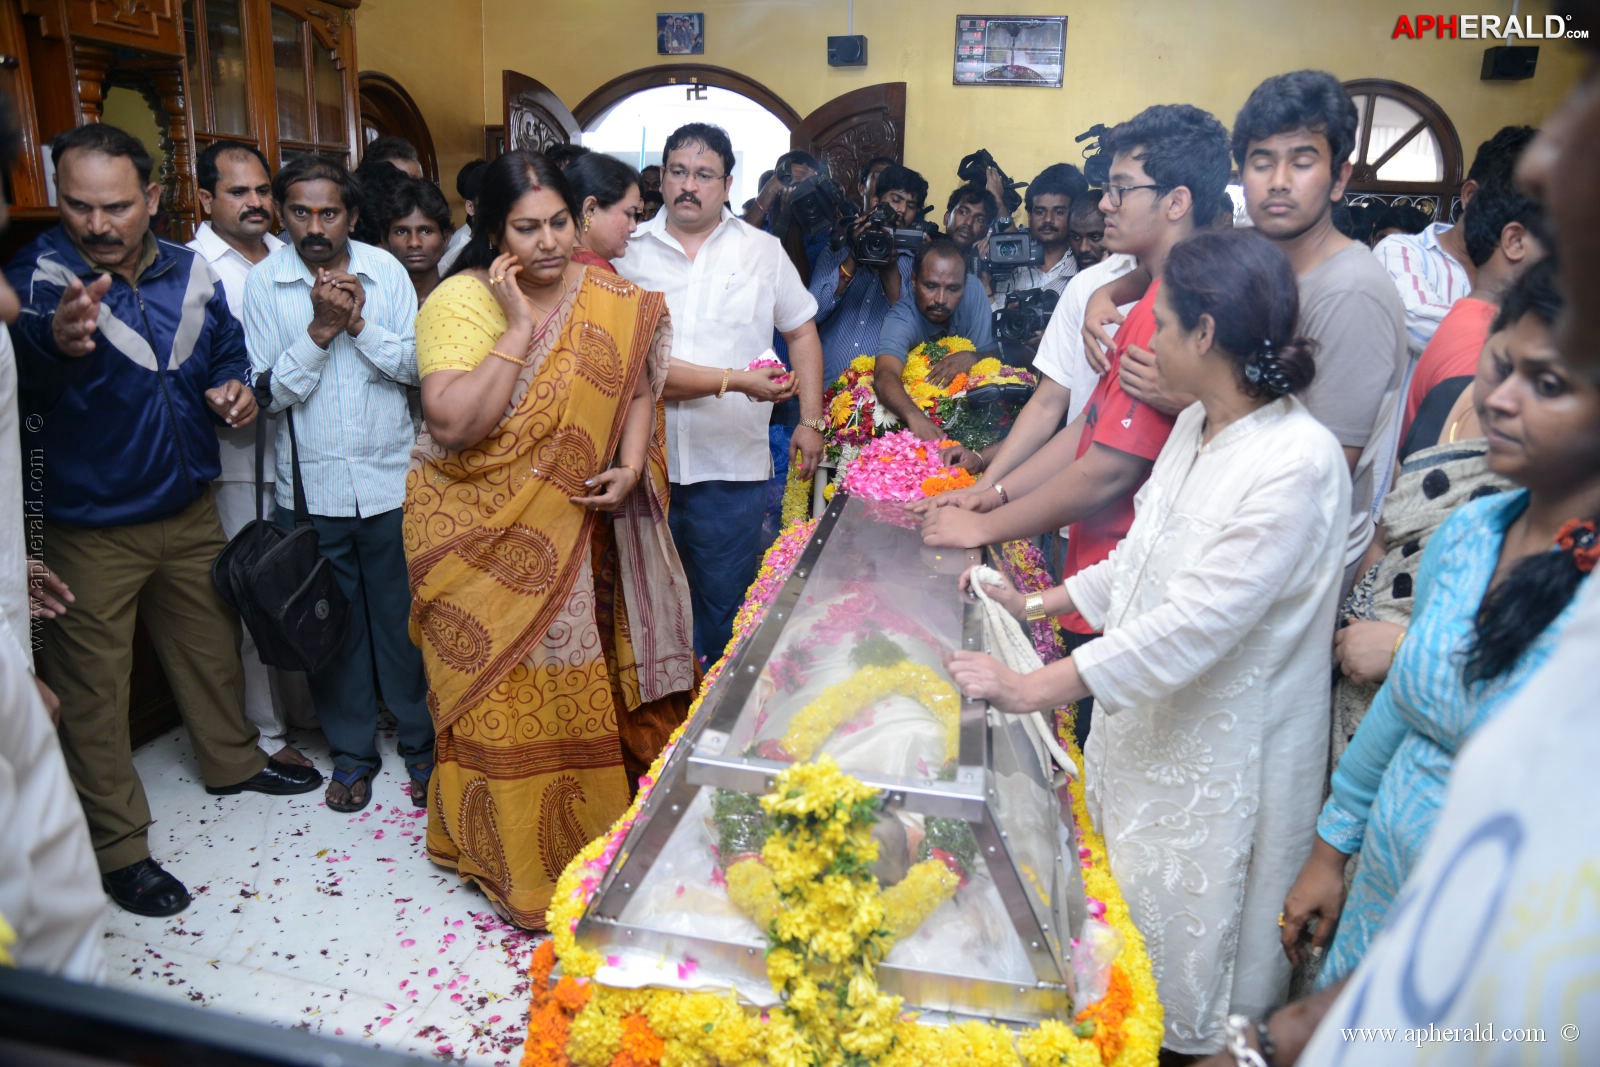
[1556,518,1599,574]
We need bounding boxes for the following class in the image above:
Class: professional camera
[982,216,1045,274]
[850,201,927,269]
[787,175,851,238]
[1076,124,1112,188]
[994,287,1060,345]
[956,148,1025,214]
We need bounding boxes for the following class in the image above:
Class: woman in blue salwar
[1280,261,1600,986]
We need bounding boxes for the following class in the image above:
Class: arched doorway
[359,71,439,182]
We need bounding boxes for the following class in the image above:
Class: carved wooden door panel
[791,82,906,198]
[502,70,579,154]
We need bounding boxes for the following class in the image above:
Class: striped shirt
[809,242,913,383]
[243,239,418,517]
[1372,223,1473,356]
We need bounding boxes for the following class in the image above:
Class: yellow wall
[351,0,486,219]
[355,0,1586,206]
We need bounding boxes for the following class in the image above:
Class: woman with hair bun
[561,151,643,273]
[1281,258,1600,987]
[948,228,1350,1054]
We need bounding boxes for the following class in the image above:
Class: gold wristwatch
[799,417,827,434]
[1024,593,1048,622]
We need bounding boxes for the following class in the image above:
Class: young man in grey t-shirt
[1233,70,1409,582]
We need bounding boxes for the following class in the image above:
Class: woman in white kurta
[948,230,1349,1054]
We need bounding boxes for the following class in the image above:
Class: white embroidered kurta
[1065,396,1349,1053]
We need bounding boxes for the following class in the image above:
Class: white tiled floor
[105,722,539,1065]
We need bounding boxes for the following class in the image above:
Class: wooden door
[791,82,906,199]
[502,70,579,154]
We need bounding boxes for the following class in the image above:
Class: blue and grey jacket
[6,226,249,528]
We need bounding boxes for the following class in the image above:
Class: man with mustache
[872,239,998,442]
[5,123,322,918]
[618,122,825,664]
[186,140,314,771]
[243,155,434,815]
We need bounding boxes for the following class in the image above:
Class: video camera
[790,177,925,268]
[994,287,1060,360]
[981,216,1045,276]
[1076,124,1112,188]
[787,175,851,238]
[957,148,1025,215]
[850,201,927,269]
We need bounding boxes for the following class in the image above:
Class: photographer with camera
[744,150,827,279]
[873,239,998,442]
[989,163,1092,363]
[810,164,930,381]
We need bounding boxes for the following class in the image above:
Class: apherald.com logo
[1392,13,1589,39]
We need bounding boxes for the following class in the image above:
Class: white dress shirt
[1032,253,1137,426]
[188,223,285,484]
[617,210,817,484]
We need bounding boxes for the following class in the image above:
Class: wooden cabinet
[3,0,362,245]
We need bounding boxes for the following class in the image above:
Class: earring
[582,215,592,234]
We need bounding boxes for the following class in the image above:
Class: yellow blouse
[415,273,509,376]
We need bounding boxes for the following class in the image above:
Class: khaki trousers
[39,492,266,872]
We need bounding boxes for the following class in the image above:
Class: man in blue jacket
[7,124,321,919]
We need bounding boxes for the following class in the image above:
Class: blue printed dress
[1315,489,1584,985]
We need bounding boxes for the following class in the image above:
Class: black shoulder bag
[212,377,350,673]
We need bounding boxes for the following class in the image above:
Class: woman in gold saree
[404,151,695,929]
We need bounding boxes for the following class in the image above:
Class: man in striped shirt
[243,155,434,815]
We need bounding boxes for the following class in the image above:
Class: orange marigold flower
[552,975,592,1013]
[947,373,969,394]
[920,468,977,497]
[612,1013,665,1067]
[1074,964,1133,1064]
[521,999,573,1067]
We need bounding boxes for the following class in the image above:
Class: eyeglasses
[664,164,726,185]
[1104,182,1168,208]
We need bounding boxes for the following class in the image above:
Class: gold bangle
[1391,628,1406,664]
[488,348,524,367]
[839,264,854,280]
[1024,592,1048,622]
[716,367,732,399]
[621,463,641,482]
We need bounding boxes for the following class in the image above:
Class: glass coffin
[574,495,1088,1024]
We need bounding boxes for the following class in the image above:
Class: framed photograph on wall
[953,15,1067,87]
[657,12,705,55]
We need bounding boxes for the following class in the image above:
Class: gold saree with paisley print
[404,268,695,929]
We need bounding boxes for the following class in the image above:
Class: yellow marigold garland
[778,661,961,764]
[780,461,813,529]
[525,515,1162,1067]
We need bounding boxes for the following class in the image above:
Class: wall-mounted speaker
[828,35,868,66]
[1481,45,1539,80]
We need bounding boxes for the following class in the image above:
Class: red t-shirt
[1061,280,1176,635]
[1402,296,1496,442]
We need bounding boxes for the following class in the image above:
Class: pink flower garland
[840,430,965,503]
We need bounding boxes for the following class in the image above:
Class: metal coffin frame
[575,493,1081,1025]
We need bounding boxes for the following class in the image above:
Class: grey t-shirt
[1297,241,1409,570]
[876,272,997,358]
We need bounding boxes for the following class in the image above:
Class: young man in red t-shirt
[920,104,1231,603]
[1401,146,1546,441]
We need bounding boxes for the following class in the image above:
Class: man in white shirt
[186,141,313,768]
[617,123,825,663]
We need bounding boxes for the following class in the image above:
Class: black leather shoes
[206,757,323,796]
[102,858,192,917]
